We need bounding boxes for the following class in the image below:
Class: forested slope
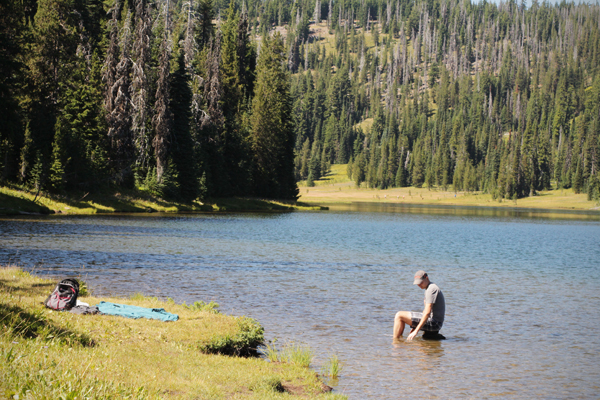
[1,0,599,202]
[285,0,600,201]
[1,0,297,201]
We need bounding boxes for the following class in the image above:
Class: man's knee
[395,311,411,323]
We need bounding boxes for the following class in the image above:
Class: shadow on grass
[210,198,295,212]
[0,303,95,347]
[313,170,336,183]
[84,189,208,212]
[0,279,55,298]
[1,185,324,214]
[0,192,52,215]
[84,193,149,212]
[209,198,329,211]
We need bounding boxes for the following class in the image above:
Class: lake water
[2,205,600,399]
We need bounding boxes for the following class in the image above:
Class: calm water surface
[2,206,600,399]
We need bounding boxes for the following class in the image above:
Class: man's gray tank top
[425,283,445,323]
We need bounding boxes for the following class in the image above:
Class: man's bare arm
[407,303,432,341]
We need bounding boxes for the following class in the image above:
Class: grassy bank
[0,266,345,399]
[298,165,600,212]
[0,185,326,215]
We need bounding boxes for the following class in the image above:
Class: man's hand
[408,303,433,341]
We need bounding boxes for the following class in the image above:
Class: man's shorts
[410,312,443,332]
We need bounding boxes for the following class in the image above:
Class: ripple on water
[2,212,600,399]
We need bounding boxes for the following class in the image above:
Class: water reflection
[324,202,600,220]
[392,337,445,363]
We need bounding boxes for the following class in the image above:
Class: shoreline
[296,165,600,215]
[0,185,327,216]
[3,171,599,217]
[0,266,343,399]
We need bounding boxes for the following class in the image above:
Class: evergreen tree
[21,0,80,187]
[51,51,108,191]
[0,0,25,181]
[131,0,153,174]
[153,0,173,184]
[197,0,214,49]
[105,2,134,185]
[170,50,197,201]
[250,33,298,199]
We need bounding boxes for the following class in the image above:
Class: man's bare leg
[393,311,413,340]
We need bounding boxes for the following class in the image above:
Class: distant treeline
[1,0,599,202]
[283,0,600,201]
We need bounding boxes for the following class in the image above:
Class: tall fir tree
[250,33,298,199]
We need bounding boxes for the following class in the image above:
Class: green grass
[353,118,374,134]
[321,354,343,378]
[263,340,281,363]
[0,266,346,399]
[198,316,265,357]
[262,341,314,368]
[183,300,220,314]
[0,189,52,214]
[283,344,314,368]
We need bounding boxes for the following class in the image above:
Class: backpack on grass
[44,278,79,311]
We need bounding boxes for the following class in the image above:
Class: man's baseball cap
[413,270,427,285]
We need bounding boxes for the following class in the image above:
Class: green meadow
[298,164,600,212]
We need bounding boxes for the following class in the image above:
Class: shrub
[199,317,264,356]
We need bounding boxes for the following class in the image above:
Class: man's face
[417,277,429,289]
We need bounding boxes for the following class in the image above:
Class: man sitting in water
[393,270,445,341]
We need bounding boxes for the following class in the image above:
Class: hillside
[0,0,599,204]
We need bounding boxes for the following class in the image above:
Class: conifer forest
[1,0,599,202]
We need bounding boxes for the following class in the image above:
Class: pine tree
[52,51,108,191]
[131,0,152,173]
[170,50,197,201]
[197,0,214,49]
[21,0,80,187]
[221,2,242,120]
[219,2,253,194]
[197,34,226,196]
[105,4,134,185]
[250,33,298,199]
[0,0,25,181]
[153,0,173,184]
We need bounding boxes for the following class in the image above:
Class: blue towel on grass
[96,301,178,322]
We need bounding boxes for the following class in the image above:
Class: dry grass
[0,266,346,399]
[353,118,374,134]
